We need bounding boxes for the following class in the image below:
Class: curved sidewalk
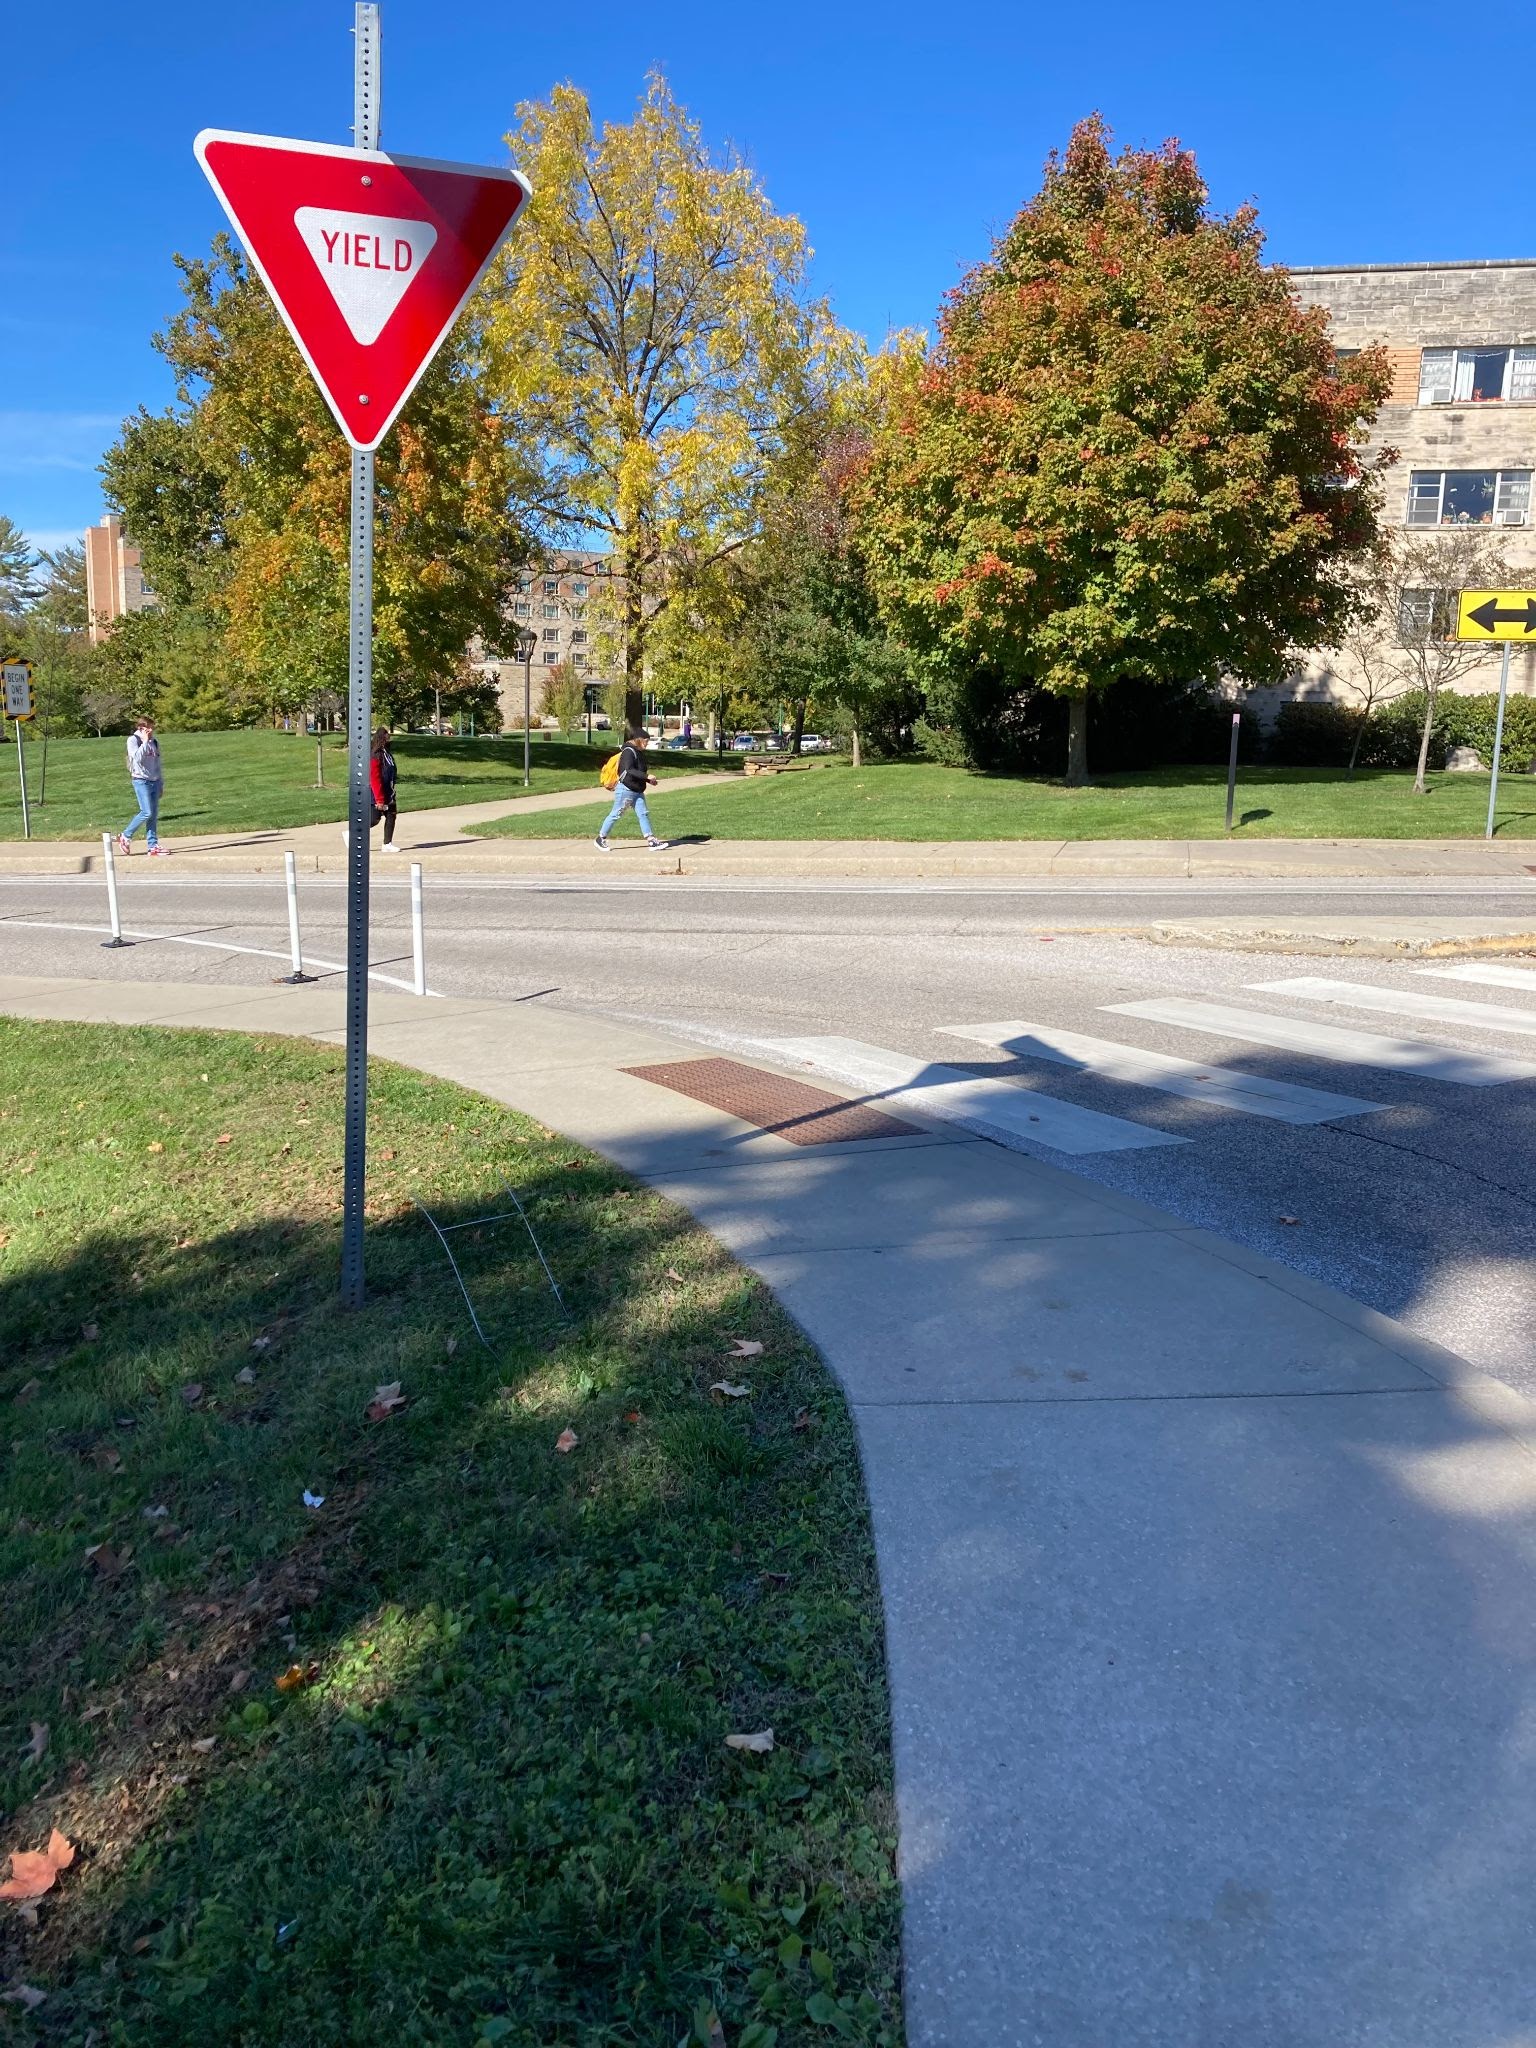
[3,971,1536,2045]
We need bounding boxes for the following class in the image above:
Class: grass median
[0,1019,901,2047]
[0,731,736,841]
[467,759,1536,842]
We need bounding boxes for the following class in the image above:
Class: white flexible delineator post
[279,849,317,983]
[411,861,426,996]
[100,833,130,949]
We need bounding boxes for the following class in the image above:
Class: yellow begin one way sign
[1456,590,1536,641]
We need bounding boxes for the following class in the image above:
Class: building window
[512,601,530,617]
[543,650,560,665]
[1405,469,1531,526]
[541,603,558,619]
[573,654,587,668]
[1397,589,1457,643]
[570,629,587,645]
[543,578,558,594]
[1418,347,1536,405]
[516,577,532,594]
[542,626,559,641]
[571,580,588,597]
[568,603,585,620]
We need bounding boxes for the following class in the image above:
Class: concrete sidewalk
[4,973,1536,2044]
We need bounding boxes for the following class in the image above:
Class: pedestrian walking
[594,727,665,851]
[340,727,401,851]
[118,716,168,857]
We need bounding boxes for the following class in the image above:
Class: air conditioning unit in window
[1494,510,1527,525]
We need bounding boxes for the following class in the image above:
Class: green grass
[468,758,1536,842]
[0,731,734,841]
[0,1021,900,2047]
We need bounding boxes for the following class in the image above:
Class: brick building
[471,549,623,726]
[1269,259,1536,714]
[83,513,157,644]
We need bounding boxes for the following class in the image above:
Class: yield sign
[194,130,529,450]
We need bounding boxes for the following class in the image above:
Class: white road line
[1107,997,1536,1086]
[760,1035,1187,1155]
[1417,962,1536,993]
[1251,975,1536,1038]
[0,918,439,997]
[935,1018,1388,1123]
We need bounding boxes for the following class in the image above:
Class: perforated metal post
[341,1,382,1309]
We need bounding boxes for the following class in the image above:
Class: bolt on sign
[1456,590,1536,641]
[194,130,529,450]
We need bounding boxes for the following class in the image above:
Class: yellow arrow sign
[1457,590,1536,641]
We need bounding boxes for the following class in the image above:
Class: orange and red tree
[853,116,1393,782]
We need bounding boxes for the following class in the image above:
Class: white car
[800,733,835,753]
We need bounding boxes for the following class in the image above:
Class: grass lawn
[0,1021,900,2046]
[468,758,1536,842]
[0,731,735,841]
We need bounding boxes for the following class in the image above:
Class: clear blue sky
[3,0,1518,555]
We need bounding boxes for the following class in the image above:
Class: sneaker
[645,837,667,850]
[593,836,610,852]
[382,840,400,853]
[147,846,170,858]
[117,834,132,856]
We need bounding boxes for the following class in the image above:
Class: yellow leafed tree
[485,72,855,724]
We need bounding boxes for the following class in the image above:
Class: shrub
[1267,701,1364,769]
[918,671,1259,775]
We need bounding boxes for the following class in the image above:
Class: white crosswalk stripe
[1250,975,1536,1039]
[1105,998,1536,1086]
[1417,963,1536,993]
[935,1018,1388,1124]
[762,1036,1187,1155]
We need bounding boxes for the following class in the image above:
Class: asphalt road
[5,868,1535,1396]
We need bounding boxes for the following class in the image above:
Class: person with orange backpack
[594,727,665,851]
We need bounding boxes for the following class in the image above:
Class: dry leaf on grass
[215,1134,232,1146]
[0,1829,76,1901]
[1278,1216,1301,1227]
[189,1736,217,1755]
[228,1669,252,1693]
[664,1268,685,1285]
[554,1428,579,1454]
[80,1323,99,1343]
[365,1382,406,1423]
[234,1367,256,1387]
[180,1382,204,1408]
[276,1662,319,1694]
[724,1729,774,1754]
[444,1335,458,1357]
[250,1335,272,1352]
[709,1382,751,1400]
[13,1380,41,1406]
[624,1410,644,1425]
[301,1490,325,1510]
[21,1724,47,1765]
[141,1504,168,1521]
[88,1444,122,1472]
[0,1987,46,2012]
[726,1339,764,1359]
[84,1543,132,1578]
[147,1140,164,1154]
[791,1409,812,1432]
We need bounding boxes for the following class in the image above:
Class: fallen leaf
[215,1134,232,1146]
[624,1410,643,1425]
[709,1382,751,1400]
[80,1701,109,1722]
[664,1268,685,1285]
[381,1148,397,1161]
[179,1383,204,1408]
[554,1428,579,1454]
[0,1829,76,1901]
[130,1934,153,1954]
[301,1490,325,1510]
[791,1409,812,1432]
[724,1729,774,1754]
[762,1571,790,1588]
[279,1142,291,1155]
[444,1335,458,1356]
[0,1987,46,2012]
[80,1322,99,1342]
[275,1662,319,1694]
[147,1140,164,1154]
[692,2006,727,2048]
[1278,1215,1301,1227]
[84,1543,132,1578]
[234,1367,256,1386]
[13,1379,41,1406]
[22,1723,47,1764]
[189,1737,217,1754]
[141,1504,168,1521]
[250,1336,272,1352]
[89,1445,123,1473]
[726,1339,764,1359]
[365,1381,406,1423]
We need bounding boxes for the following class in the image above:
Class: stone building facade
[470,549,624,728]
[83,513,157,645]
[1264,259,1536,715]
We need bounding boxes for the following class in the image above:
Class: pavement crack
[1317,1118,1536,1212]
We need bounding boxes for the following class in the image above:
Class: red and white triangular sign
[194,130,529,451]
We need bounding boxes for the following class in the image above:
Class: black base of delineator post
[101,937,132,949]
[277,971,318,984]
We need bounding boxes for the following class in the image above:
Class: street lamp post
[518,629,536,787]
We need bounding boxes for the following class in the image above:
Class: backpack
[599,752,622,791]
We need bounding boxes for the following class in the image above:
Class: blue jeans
[599,784,655,840]
[124,778,161,847]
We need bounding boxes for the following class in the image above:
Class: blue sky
[4,0,1521,555]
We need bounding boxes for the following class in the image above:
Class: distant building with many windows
[470,548,624,726]
[1269,259,1536,713]
[83,514,157,644]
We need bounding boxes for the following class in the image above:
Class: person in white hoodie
[119,717,168,857]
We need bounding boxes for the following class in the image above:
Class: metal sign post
[1486,642,1512,841]
[3,661,33,840]
[340,0,381,1310]
[1224,710,1240,836]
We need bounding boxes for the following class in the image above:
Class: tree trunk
[1412,685,1435,795]
[1346,709,1368,780]
[851,725,862,770]
[1066,693,1089,786]
[623,567,646,733]
[790,699,807,757]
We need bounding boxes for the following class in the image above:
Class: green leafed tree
[483,72,855,727]
[0,516,40,625]
[102,237,534,729]
[853,116,1393,783]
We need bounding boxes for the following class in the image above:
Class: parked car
[799,733,835,753]
[732,733,756,751]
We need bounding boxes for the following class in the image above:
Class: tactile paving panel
[622,1057,919,1146]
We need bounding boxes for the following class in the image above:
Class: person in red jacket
[340,727,400,851]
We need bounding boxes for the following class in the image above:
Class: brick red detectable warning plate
[194,130,530,451]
